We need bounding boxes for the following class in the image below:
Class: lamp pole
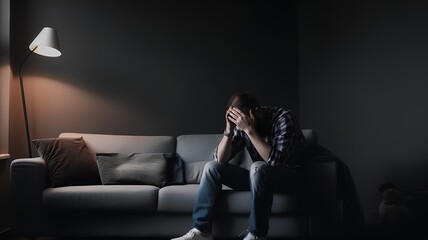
[18,47,37,158]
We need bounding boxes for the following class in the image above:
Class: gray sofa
[10,129,340,239]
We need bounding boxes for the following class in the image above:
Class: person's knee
[250,161,272,181]
[200,161,225,183]
[250,161,270,174]
[203,160,222,174]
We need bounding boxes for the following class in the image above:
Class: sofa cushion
[96,153,168,187]
[59,133,176,154]
[176,134,222,183]
[158,185,305,215]
[43,185,159,213]
[33,137,101,187]
[177,135,252,183]
[158,184,199,213]
[183,161,209,184]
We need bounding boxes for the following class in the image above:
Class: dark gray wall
[9,0,299,159]
[299,0,428,223]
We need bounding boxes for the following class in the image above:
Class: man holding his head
[172,92,306,240]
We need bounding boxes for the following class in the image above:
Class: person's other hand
[225,107,236,133]
[227,107,255,134]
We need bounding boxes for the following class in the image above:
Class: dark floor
[4,227,428,240]
[1,230,294,240]
[3,236,289,240]
[0,231,308,240]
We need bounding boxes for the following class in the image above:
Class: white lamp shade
[29,27,61,57]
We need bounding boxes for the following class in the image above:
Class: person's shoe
[242,231,267,240]
[171,228,213,240]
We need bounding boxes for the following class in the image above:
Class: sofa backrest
[59,133,176,154]
[302,129,318,147]
[176,134,223,183]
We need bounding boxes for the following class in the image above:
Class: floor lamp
[19,27,61,157]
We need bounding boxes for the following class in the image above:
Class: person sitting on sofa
[172,92,306,240]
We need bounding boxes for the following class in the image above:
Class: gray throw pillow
[96,153,167,187]
[33,137,101,187]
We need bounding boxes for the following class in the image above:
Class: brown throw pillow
[33,137,101,187]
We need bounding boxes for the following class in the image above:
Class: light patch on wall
[21,75,141,138]
[0,65,10,153]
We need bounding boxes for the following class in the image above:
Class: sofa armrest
[303,144,342,238]
[305,160,340,238]
[10,158,48,236]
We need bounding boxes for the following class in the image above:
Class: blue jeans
[192,160,305,237]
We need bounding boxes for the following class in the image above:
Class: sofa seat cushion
[158,185,306,215]
[43,185,159,213]
[158,184,198,213]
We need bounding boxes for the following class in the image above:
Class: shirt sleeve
[267,110,298,167]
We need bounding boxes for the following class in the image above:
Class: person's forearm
[216,135,233,163]
[246,129,272,161]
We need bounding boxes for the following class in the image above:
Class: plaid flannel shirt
[228,107,305,167]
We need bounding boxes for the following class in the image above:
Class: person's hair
[226,92,260,110]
